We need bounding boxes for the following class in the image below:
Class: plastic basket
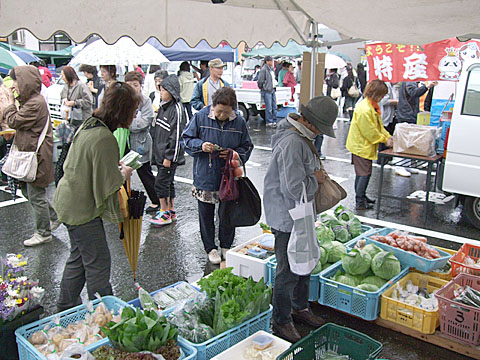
[319,260,409,321]
[277,323,383,360]
[449,243,480,277]
[435,274,480,345]
[365,228,451,273]
[180,305,273,360]
[345,226,379,249]
[15,296,129,360]
[128,281,200,315]
[412,246,457,281]
[88,337,197,360]
[380,272,448,334]
[266,257,320,302]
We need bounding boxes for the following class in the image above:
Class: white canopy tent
[2,0,480,97]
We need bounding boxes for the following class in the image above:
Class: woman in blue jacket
[181,87,253,264]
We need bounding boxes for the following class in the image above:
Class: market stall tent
[147,38,234,62]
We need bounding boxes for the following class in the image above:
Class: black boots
[355,175,374,210]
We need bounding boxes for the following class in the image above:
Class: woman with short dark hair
[181,87,253,264]
[346,79,392,210]
[97,65,117,106]
[60,65,93,127]
[54,82,141,311]
[79,64,102,109]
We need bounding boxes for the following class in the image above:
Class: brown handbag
[301,137,347,214]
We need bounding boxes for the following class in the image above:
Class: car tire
[238,103,249,122]
[464,196,480,229]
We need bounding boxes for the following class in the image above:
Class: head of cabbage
[316,225,335,245]
[356,283,380,292]
[361,276,387,289]
[323,241,347,263]
[362,244,383,260]
[341,249,371,275]
[333,270,363,287]
[371,251,401,280]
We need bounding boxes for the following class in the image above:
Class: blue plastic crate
[276,106,297,120]
[15,296,129,360]
[180,305,273,360]
[319,260,409,321]
[344,225,376,249]
[364,228,452,273]
[266,257,320,302]
[88,337,197,360]
[128,281,200,315]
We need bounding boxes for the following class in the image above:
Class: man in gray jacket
[263,96,338,342]
[257,56,277,128]
[125,71,159,212]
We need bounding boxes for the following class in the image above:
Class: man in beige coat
[4,65,59,246]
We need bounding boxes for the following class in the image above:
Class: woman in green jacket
[54,82,141,311]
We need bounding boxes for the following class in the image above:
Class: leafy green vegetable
[312,260,323,274]
[333,270,363,287]
[341,249,371,275]
[332,205,363,239]
[323,241,347,263]
[362,244,383,260]
[356,283,380,292]
[316,225,335,244]
[371,251,401,280]
[361,276,387,288]
[102,307,178,353]
[259,222,271,231]
[319,246,328,265]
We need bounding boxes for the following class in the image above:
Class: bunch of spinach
[102,307,178,353]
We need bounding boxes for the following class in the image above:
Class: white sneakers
[408,168,420,174]
[208,248,230,265]
[208,249,221,264]
[24,233,52,247]
[395,167,411,177]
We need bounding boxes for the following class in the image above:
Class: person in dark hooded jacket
[150,75,187,226]
[4,65,59,246]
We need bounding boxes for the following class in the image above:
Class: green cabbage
[320,246,328,265]
[347,218,363,239]
[320,214,350,243]
[362,244,383,260]
[323,263,333,271]
[333,270,362,287]
[341,249,371,275]
[356,283,380,292]
[361,276,387,289]
[333,205,363,239]
[371,251,401,280]
[316,225,335,244]
[312,260,323,274]
[323,241,347,263]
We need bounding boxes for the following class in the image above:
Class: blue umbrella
[13,50,40,64]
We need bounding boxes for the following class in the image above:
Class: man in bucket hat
[263,96,338,342]
[191,58,230,110]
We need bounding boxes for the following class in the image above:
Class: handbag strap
[35,115,50,153]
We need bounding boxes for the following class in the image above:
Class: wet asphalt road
[1,114,478,360]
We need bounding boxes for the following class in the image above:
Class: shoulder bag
[2,115,50,182]
[301,137,347,214]
[219,164,262,227]
[348,78,360,97]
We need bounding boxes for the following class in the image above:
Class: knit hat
[300,96,338,138]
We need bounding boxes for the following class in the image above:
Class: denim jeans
[57,218,113,311]
[198,200,235,253]
[261,90,277,124]
[314,134,324,156]
[272,228,310,325]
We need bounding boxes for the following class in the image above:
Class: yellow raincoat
[346,98,391,160]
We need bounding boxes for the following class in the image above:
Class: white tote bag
[287,183,321,275]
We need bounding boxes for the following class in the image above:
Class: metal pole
[310,20,318,99]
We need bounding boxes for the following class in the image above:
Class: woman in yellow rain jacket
[346,79,393,210]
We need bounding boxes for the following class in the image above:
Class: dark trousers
[137,162,159,205]
[154,164,177,199]
[314,134,324,156]
[57,218,113,311]
[197,200,235,253]
[355,175,371,204]
[182,102,193,121]
[272,228,310,325]
[21,183,58,237]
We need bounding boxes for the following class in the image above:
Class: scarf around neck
[286,114,316,141]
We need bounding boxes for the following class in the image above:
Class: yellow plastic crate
[380,272,448,334]
[413,246,457,281]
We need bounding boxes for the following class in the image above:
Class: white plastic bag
[60,104,72,122]
[287,183,321,275]
[393,123,440,157]
[59,344,95,360]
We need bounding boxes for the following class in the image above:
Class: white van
[441,60,480,228]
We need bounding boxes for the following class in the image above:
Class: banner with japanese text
[366,38,480,82]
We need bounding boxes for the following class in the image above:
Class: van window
[462,67,480,117]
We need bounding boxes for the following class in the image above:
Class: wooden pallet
[375,318,480,359]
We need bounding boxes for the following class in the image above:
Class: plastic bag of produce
[59,344,95,360]
[393,123,440,157]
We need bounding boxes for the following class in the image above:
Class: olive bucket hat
[300,96,338,138]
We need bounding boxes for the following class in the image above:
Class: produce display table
[376,149,443,223]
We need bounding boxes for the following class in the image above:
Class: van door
[443,62,480,198]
